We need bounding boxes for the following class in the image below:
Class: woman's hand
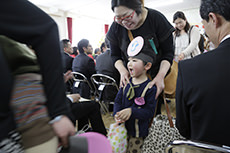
[148,60,170,99]
[119,68,130,87]
[149,75,165,99]
[115,60,130,87]
[178,53,185,61]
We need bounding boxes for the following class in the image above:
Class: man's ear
[209,12,221,28]
[82,47,86,52]
[144,62,152,71]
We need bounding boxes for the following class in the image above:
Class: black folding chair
[91,74,119,114]
[165,140,230,153]
[72,72,94,99]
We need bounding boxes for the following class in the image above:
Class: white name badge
[74,82,80,87]
[98,84,105,91]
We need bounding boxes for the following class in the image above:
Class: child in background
[113,36,157,153]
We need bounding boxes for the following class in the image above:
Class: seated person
[72,39,95,99]
[95,40,120,102]
[176,0,230,147]
[60,39,74,93]
[64,71,107,136]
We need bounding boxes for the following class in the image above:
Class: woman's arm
[182,27,201,57]
[149,34,174,98]
[115,60,130,87]
[110,41,130,87]
[149,60,171,98]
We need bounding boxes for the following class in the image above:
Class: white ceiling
[29,0,201,21]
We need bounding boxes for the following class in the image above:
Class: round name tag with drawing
[127,36,144,56]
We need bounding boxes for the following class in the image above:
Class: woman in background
[173,11,201,62]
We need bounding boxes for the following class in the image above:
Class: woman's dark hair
[111,0,143,15]
[173,11,191,36]
[200,0,230,22]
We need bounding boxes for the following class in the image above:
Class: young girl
[113,36,157,153]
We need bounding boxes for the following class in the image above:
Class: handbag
[164,60,178,98]
[107,123,128,153]
[141,93,184,153]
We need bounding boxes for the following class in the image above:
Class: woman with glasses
[106,0,175,100]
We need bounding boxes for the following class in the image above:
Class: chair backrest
[90,74,119,96]
[72,72,93,91]
[165,140,230,153]
[91,74,119,89]
[90,74,119,113]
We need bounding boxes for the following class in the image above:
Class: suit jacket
[176,38,230,146]
[72,53,95,98]
[72,53,95,80]
[62,52,74,73]
[95,49,120,84]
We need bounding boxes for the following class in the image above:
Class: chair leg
[98,101,109,114]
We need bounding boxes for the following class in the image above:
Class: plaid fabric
[10,73,48,128]
[0,131,24,153]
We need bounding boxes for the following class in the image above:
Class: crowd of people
[1,0,230,152]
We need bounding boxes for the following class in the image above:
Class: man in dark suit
[61,39,74,73]
[96,41,120,103]
[96,41,120,84]
[72,39,96,99]
[61,39,74,93]
[176,0,230,146]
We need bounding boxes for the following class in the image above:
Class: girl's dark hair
[111,0,142,15]
[173,11,191,36]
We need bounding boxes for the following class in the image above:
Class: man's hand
[52,116,75,148]
[68,94,81,103]
[64,70,73,83]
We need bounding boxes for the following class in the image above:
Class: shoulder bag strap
[162,92,174,127]
[128,30,134,41]
[188,25,194,57]
[188,25,194,44]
